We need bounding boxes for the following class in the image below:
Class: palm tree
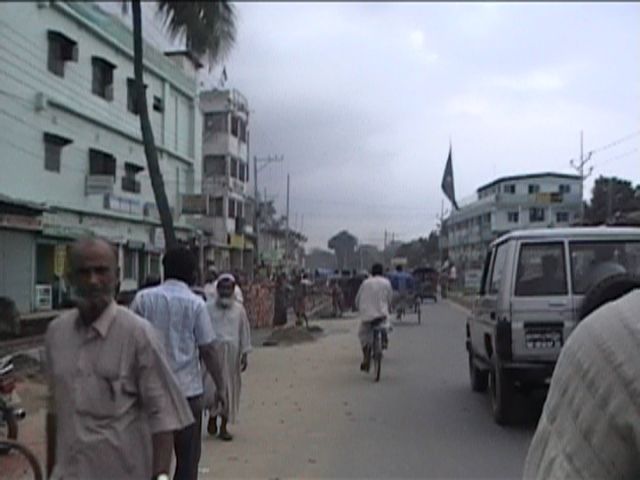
[128,0,236,248]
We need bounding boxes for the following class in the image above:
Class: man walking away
[355,263,394,372]
[45,237,193,480]
[204,274,252,441]
[131,247,227,480]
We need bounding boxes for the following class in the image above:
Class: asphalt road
[203,301,540,479]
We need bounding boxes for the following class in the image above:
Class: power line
[589,130,640,156]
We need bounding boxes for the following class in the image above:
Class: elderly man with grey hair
[44,237,193,480]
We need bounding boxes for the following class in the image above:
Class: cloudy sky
[101,2,640,250]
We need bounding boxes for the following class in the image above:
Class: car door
[510,240,572,362]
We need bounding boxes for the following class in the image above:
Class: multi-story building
[443,172,582,270]
[198,88,254,273]
[0,2,203,312]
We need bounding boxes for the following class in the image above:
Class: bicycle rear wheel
[373,333,382,382]
[0,440,43,480]
[417,304,421,325]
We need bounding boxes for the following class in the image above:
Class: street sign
[54,245,66,277]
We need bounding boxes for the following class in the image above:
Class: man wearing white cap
[203,267,244,304]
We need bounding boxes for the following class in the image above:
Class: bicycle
[0,439,43,480]
[369,317,387,382]
[413,294,422,325]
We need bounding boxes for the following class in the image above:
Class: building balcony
[495,192,582,206]
[202,176,247,196]
[85,174,114,195]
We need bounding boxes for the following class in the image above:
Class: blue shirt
[387,272,416,292]
[131,280,216,398]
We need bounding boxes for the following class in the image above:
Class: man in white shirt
[355,263,394,372]
[203,268,244,304]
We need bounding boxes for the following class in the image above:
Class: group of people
[44,237,251,480]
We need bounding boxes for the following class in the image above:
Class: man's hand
[241,353,248,372]
[215,391,228,413]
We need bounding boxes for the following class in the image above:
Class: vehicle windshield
[570,241,640,294]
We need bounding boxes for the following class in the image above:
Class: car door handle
[548,302,567,308]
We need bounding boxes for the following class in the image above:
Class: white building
[0,2,203,312]
[197,89,254,274]
[443,172,582,270]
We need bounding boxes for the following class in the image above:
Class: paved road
[202,301,539,479]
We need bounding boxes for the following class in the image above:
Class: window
[239,121,247,143]
[528,184,540,194]
[149,253,161,277]
[204,113,227,133]
[559,184,571,194]
[503,184,516,194]
[212,197,224,217]
[231,116,240,137]
[43,133,71,173]
[489,243,509,294]
[479,250,493,296]
[47,31,77,77]
[228,198,236,218]
[514,243,567,296]
[556,211,569,223]
[126,78,147,114]
[570,241,640,294]
[238,161,246,182]
[237,201,244,219]
[153,96,164,112]
[122,162,143,193]
[230,157,238,179]
[529,207,545,223]
[89,149,116,178]
[123,248,136,280]
[507,211,519,223]
[91,57,115,101]
[203,155,226,177]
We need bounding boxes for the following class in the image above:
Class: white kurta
[203,301,252,423]
[523,289,640,479]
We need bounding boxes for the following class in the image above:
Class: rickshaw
[412,267,438,302]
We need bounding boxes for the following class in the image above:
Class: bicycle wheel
[0,440,43,480]
[417,304,421,325]
[373,332,382,382]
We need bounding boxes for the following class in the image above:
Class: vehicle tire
[0,408,18,455]
[468,352,488,393]
[489,366,515,425]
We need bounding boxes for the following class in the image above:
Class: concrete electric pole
[253,154,283,263]
[570,131,594,223]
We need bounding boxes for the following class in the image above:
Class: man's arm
[199,342,227,411]
[151,432,173,477]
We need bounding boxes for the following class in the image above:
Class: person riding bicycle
[355,263,393,372]
[388,265,416,319]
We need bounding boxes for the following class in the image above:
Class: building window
[123,248,136,280]
[239,121,247,143]
[43,133,71,173]
[238,161,246,182]
[231,116,240,137]
[228,198,236,218]
[203,155,226,177]
[503,184,516,194]
[529,207,545,223]
[507,211,519,223]
[89,149,116,178]
[153,96,164,112]
[209,197,224,217]
[126,78,147,114]
[556,211,569,223]
[528,184,540,194]
[91,57,115,101]
[204,113,227,133]
[559,184,571,194]
[122,162,143,193]
[237,201,244,219]
[47,31,77,77]
[230,157,238,179]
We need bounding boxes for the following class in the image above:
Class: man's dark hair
[162,247,197,285]
[579,272,640,321]
[371,263,384,276]
[395,264,403,272]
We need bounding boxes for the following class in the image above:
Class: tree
[584,176,640,225]
[127,1,236,248]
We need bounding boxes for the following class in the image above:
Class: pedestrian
[203,267,244,304]
[293,273,309,327]
[44,237,193,480]
[273,272,288,327]
[130,247,227,480]
[523,273,640,479]
[331,280,344,317]
[203,274,252,441]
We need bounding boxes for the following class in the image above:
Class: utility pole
[285,173,290,272]
[570,130,594,223]
[253,154,284,264]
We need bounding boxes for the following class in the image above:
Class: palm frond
[156,1,236,68]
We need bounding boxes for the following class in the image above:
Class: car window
[489,243,509,294]
[570,240,640,294]
[515,242,567,296]
[479,250,493,295]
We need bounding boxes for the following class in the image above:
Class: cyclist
[355,263,393,372]
[388,265,416,319]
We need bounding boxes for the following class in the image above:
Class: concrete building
[197,88,254,274]
[0,2,203,312]
[443,172,582,270]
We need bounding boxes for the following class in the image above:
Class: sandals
[219,430,233,442]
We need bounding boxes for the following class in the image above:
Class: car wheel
[490,366,515,425]
[468,352,488,393]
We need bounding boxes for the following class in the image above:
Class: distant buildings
[441,172,582,270]
[0,1,203,312]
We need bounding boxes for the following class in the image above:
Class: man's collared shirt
[45,301,194,480]
[131,279,216,397]
[356,276,394,321]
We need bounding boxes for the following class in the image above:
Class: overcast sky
[101,2,640,250]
